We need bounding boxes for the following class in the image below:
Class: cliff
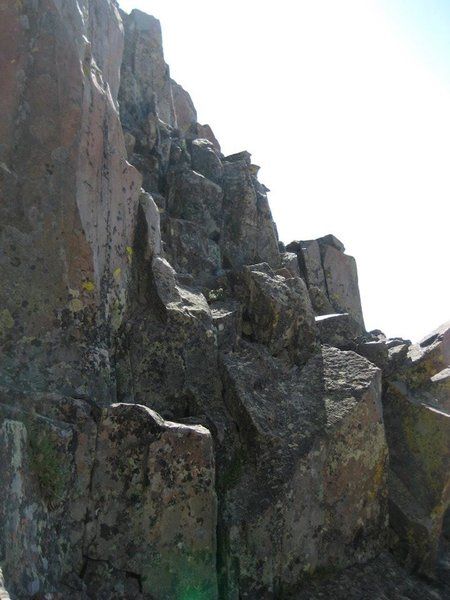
[0,2,449,599]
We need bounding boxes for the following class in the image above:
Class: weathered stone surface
[383,382,450,576]
[382,324,450,578]
[2,1,449,598]
[0,394,97,598]
[281,251,301,278]
[221,157,280,269]
[219,344,387,598]
[85,403,217,600]
[211,301,242,353]
[166,169,223,237]
[120,10,176,130]
[316,313,364,350]
[405,321,450,388]
[171,80,197,133]
[320,242,365,327]
[0,568,11,600]
[293,552,450,600]
[191,138,224,184]
[237,263,317,365]
[120,256,222,420]
[286,237,365,327]
[357,340,390,370]
[0,0,141,398]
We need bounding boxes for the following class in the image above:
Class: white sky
[118,0,450,342]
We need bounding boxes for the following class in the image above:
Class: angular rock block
[220,345,388,598]
[315,313,364,350]
[191,138,224,184]
[85,403,217,600]
[384,381,450,576]
[320,242,365,328]
[405,321,450,388]
[122,257,222,419]
[286,237,365,327]
[383,322,450,576]
[0,395,97,598]
[221,157,280,269]
[240,263,317,365]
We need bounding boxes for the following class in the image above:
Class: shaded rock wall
[0,3,449,600]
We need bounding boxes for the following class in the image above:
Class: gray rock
[221,158,280,269]
[320,243,365,327]
[191,138,224,184]
[84,403,217,600]
[316,313,364,350]
[219,344,387,597]
[239,263,317,365]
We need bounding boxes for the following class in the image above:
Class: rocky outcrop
[0,0,141,399]
[0,2,449,600]
[383,322,450,578]
[219,345,387,597]
[85,403,217,599]
[287,235,365,327]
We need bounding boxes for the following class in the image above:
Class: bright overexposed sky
[118,0,449,342]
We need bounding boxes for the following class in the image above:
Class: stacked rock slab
[0,2,449,600]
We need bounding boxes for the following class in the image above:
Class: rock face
[0,2,449,600]
[383,322,450,577]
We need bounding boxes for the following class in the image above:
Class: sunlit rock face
[0,0,141,400]
[0,2,449,600]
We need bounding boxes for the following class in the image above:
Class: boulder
[316,313,364,350]
[319,241,365,328]
[286,237,365,327]
[191,138,224,184]
[238,263,317,365]
[84,403,217,600]
[219,344,388,597]
[221,156,280,269]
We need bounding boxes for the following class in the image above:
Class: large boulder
[84,403,217,600]
[236,263,317,365]
[286,237,365,327]
[219,344,388,598]
[220,153,280,269]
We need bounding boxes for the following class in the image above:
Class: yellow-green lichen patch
[0,308,14,336]
[113,267,122,282]
[68,298,84,313]
[126,246,133,264]
[82,280,95,292]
